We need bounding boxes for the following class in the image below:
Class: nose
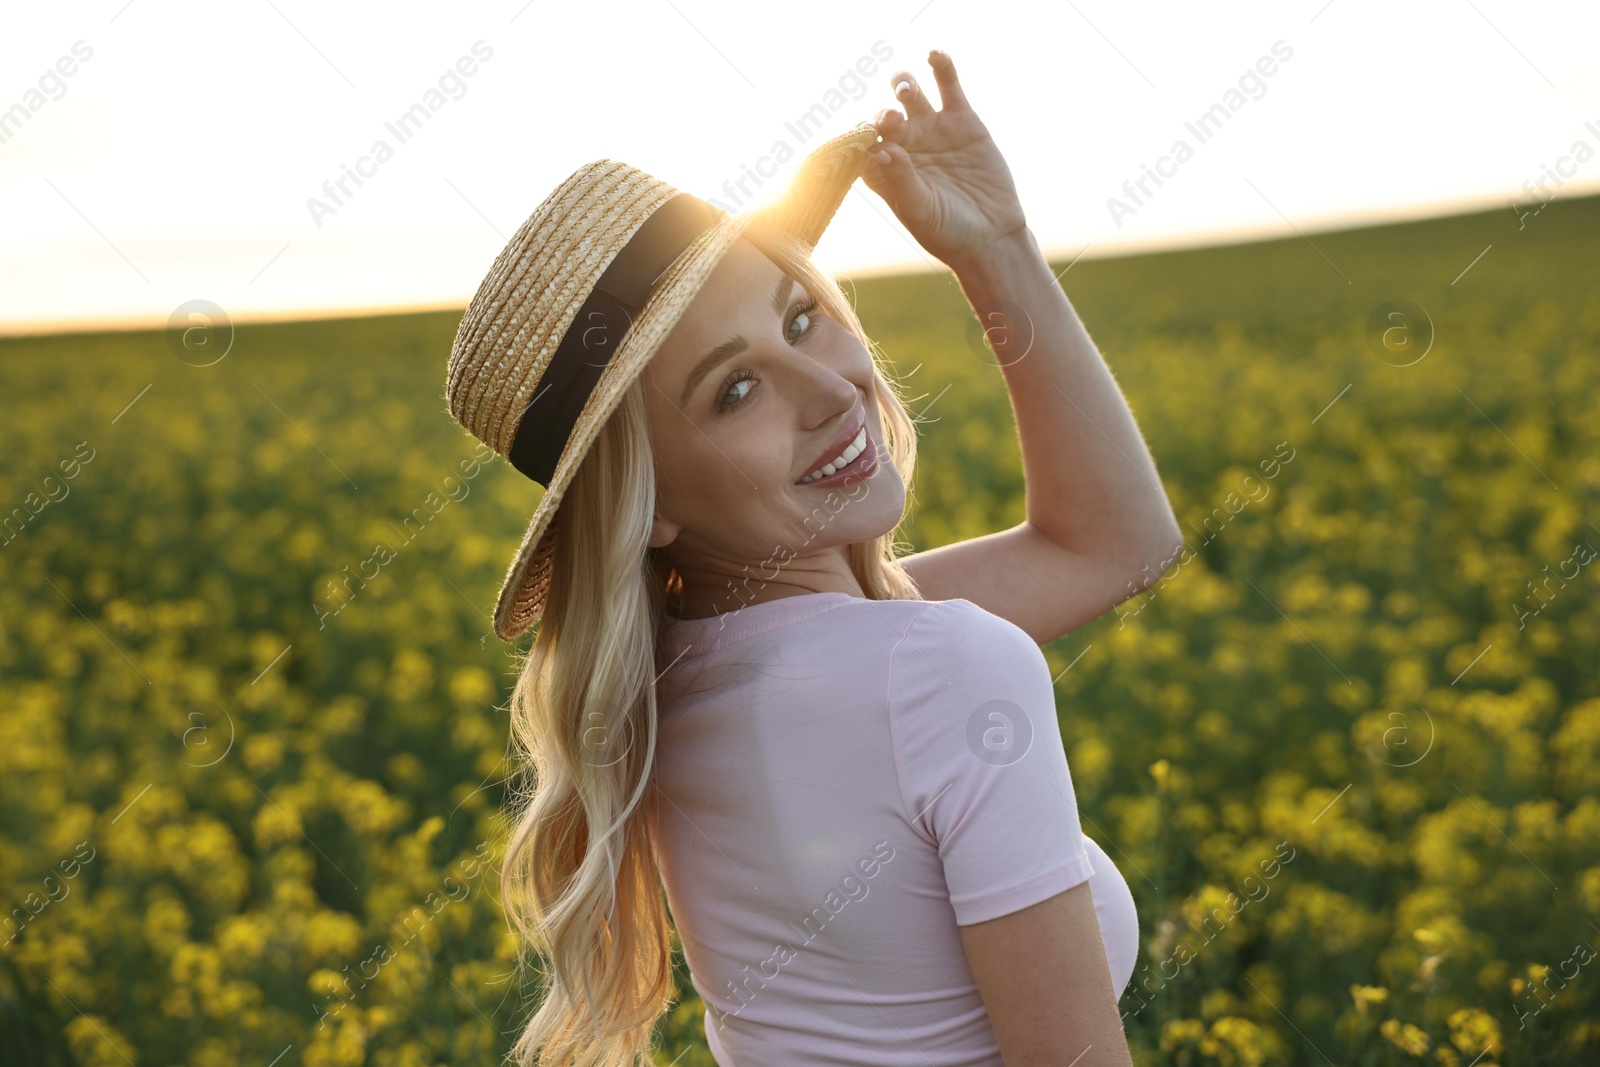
[794,345,865,433]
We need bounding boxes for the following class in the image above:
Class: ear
[648,512,681,550]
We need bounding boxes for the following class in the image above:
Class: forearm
[950,228,1183,567]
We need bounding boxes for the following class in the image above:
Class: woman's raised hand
[862,50,1028,273]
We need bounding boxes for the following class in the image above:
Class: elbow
[1128,526,1187,593]
[1117,494,1185,586]
[1094,533,1188,615]
[1153,525,1187,573]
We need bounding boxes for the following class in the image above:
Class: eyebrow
[679,273,797,408]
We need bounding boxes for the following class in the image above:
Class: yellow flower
[1159,1017,1206,1052]
[304,909,363,963]
[1349,984,1388,1013]
[332,776,409,836]
[243,732,286,774]
[215,913,269,968]
[160,985,196,1019]
[1446,1007,1501,1057]
[142,896,191,955]
[448,665,497,707]
[65,1015,136,1067]
[1200,1016,1273,1067]
[1380,1017,1431,1056]
[1149,758,1171,789]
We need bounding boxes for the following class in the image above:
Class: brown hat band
[507,192,725,486]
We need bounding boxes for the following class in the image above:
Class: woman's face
[640,236,907,614]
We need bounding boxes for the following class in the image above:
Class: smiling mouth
[795,425,877,487]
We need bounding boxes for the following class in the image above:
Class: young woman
[446,49,1182,1067]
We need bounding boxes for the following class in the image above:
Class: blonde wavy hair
[497,225,927,1066]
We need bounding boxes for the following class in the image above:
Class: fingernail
[895,80,912,98]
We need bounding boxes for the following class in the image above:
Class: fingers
[927,49,970,111]
[877,140,911,170]
[873,106,906,144]
[886,50,969,119]
[888,69,936,120]
[861,140,915,201]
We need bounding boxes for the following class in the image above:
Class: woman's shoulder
[882,596,1061,773]
[878,596,1044,673]
[893,595,1034,642]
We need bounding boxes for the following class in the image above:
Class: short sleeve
[888,600,1095,926]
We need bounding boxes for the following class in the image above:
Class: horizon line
[3,184,1593,340]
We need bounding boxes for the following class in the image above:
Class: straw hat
[446,121,882,641]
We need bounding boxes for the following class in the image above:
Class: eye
[712,297,823,415]
[785,298,820,344]
[715,370,756,413]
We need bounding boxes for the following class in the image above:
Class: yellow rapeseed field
[2,192,1597,1065]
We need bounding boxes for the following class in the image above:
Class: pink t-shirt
[651,591,1140,1066]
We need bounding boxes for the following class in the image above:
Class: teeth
[799,428,867,484]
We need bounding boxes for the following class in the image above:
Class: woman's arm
[960,881,1136,1067]
[903,224,1185,644]
[864,52,1183,645]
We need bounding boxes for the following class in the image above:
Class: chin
[786,460,906,545]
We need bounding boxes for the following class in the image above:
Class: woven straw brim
[448,164,683,462]
[482,122,880,641]
[490,212,749,640]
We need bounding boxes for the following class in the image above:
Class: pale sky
[2,0,1597,335]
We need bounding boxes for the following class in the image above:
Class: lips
[796,408,868,484]
[795,428,877,488]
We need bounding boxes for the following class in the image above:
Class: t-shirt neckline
[662,590,860,654]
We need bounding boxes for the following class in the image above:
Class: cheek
[663,432,804,526]
[653,431,767,512]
